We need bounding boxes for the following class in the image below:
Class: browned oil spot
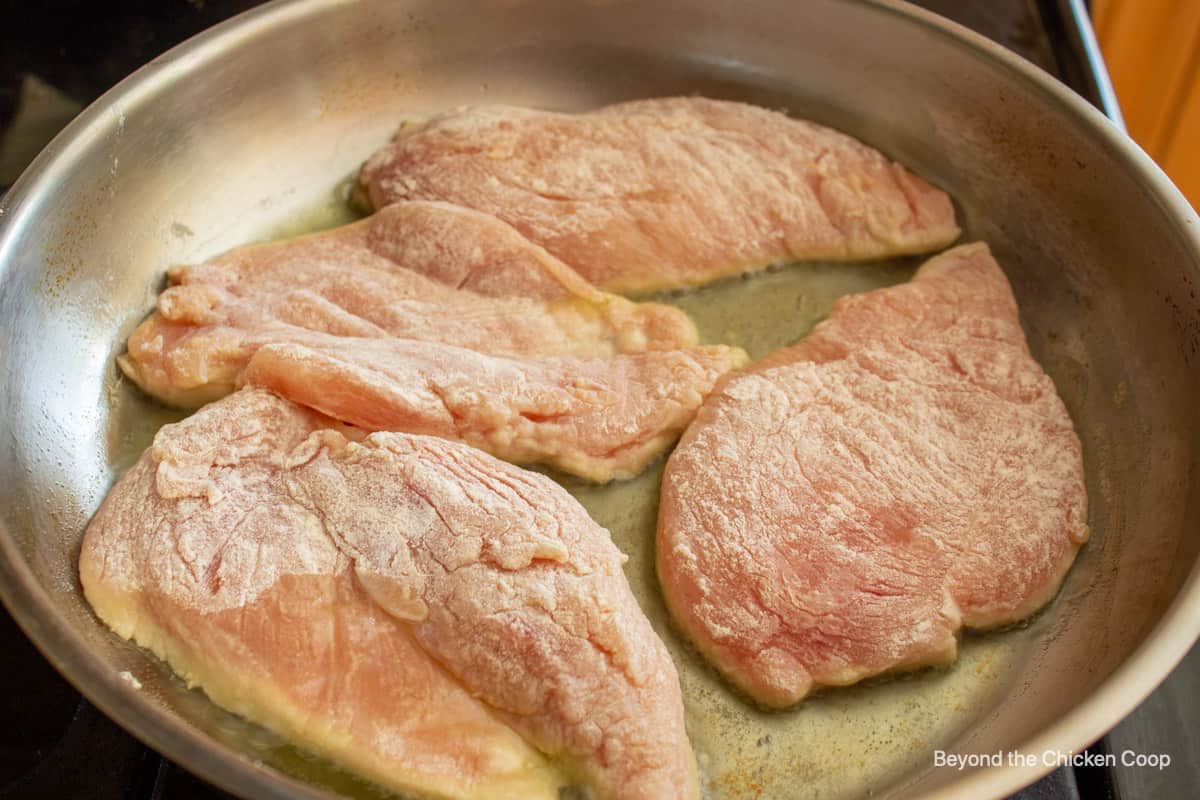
[1112,380,1127,409]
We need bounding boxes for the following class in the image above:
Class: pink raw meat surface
[241,331,746,483]
[359,97,960,293]
[120,201,695,408]
[80,388,699,800]
[657,242,1088,707]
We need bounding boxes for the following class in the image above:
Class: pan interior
[95,148,1063,800]
[2,1,1197,798]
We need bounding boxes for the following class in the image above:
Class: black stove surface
[0,1,1187,798]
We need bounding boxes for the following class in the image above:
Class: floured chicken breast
[241,332,747,483]
[81,388,699,800]
[120,201,697,408]
[657,243,1087,707]
[358,97,960,293]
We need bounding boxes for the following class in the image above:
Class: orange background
[1094,0,1200,209]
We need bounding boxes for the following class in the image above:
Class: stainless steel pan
[2,1,1199,798]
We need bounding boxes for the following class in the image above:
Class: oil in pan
[108,191,1038,800]
[567,258,1031,799]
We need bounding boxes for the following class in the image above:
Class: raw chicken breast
[119,201,696,408]
[358,97,960,293]
[241,332,747,483]
[657,243,1088,707]
[80,388,699,800]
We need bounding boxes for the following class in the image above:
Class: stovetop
[0,1,1193,798]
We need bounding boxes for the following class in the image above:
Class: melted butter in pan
[566,257,1029,799]
[111,192,1032,798]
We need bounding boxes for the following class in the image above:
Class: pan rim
[0,0,1198,798]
